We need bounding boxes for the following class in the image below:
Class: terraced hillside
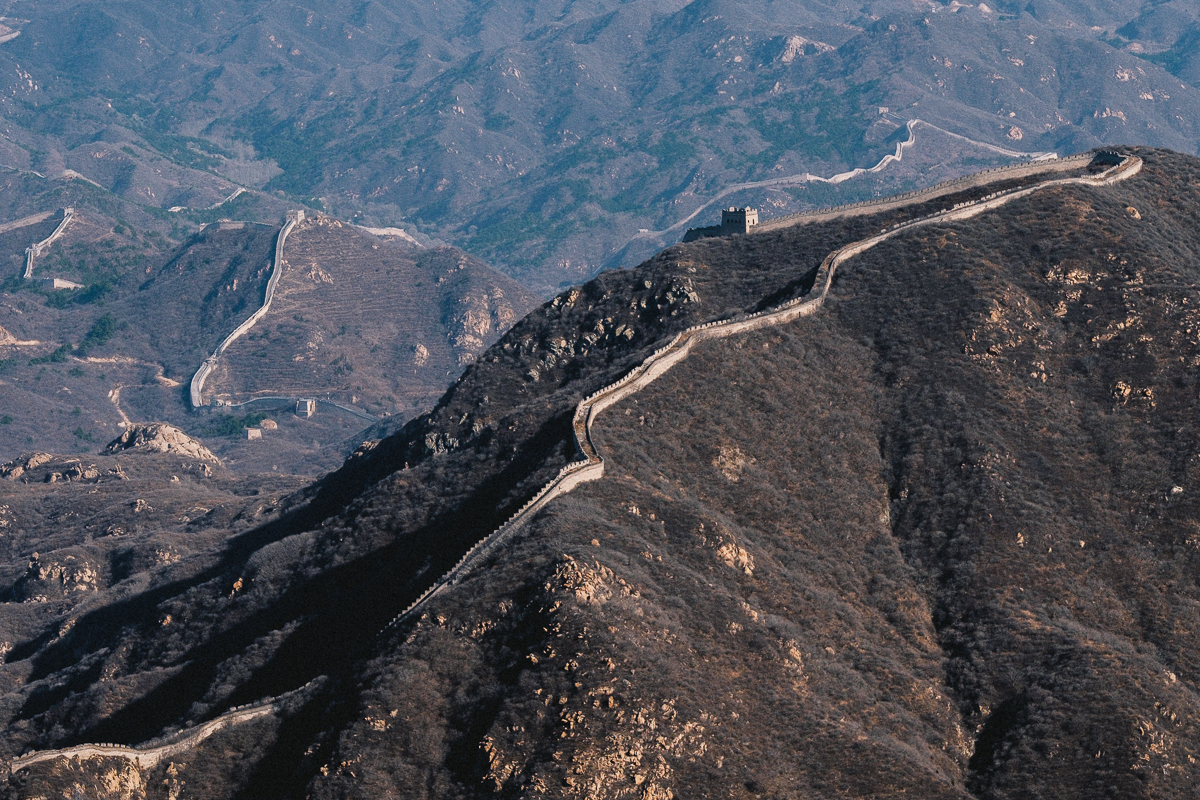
[118,222,280,385]
[208,215,539,419]
[0,202,537,473]
[0,221,279,461]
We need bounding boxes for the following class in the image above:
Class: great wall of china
[217,394,378,422]
[189,210,305,408]
[169,186,247,214]
[185,211,380,420]
[8,153,1142,776]
[753,152,1094,231]
[630,117,1058,244]
[20,208,74,280]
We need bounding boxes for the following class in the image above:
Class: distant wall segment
[189,210,305,408]
[753,154,1093,233]
[22,207,73,280]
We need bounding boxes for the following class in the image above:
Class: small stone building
[41,277,83,290]
[683,207,761,242]
[720,207,759,235]
[296,399,316,418]
[245,428,262,440]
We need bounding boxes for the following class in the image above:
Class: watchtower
[720,207,759,235]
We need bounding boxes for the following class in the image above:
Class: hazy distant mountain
[1,1,1198,290]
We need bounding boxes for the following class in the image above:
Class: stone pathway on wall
[189,210,305,408]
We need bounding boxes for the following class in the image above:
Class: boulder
[1,452,54,480]
[105,423,219,463]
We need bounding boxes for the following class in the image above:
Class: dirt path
[107,385,131,428]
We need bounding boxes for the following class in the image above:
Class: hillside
[1,2,1199,289]
[3,148,1200,798]
[0,205,536,475]
[207,214,537,420]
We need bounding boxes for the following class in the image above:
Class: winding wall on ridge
[7,153,1142,775]
[189,210,305,408]
[22,208,74,280]
[753,153,1092,232]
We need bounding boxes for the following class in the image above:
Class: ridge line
[8,154,1141,774]
[189,210,305,408]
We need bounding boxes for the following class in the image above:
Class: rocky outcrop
[104,423,219,463]
[1,452,53,481]
[13,552,100,601]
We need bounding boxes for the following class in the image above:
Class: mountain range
[5,2,1200,796]
[4,147,1200,799]
[0,1,1198,289]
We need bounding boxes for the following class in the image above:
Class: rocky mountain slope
[207,214,533,419]
[4,147,1200,798]
[0,198,537,474]
[1,2,1199,290]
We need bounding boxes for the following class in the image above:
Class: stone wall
[381,153,1141,632]
[753,154,1092,233]
[7,155,1142,776]
[22,207,74,280]
[189,210,305,408]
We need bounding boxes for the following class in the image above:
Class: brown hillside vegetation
[5,149,1200,799]
[208,215,538,418]
[0,207,535,474]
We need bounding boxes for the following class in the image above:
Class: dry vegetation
[212,215,537,418]
[6,149,1200,799]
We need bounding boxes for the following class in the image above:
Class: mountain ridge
[10,147,1200,799]
[2,1,1199,290]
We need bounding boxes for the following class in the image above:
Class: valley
[0,2,1197,289]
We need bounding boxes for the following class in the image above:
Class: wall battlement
[720,207,759,235]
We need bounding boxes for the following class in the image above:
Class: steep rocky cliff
[5,148,1200,799]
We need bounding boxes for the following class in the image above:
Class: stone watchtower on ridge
[682,206,760,242]
[720,207,759,235]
